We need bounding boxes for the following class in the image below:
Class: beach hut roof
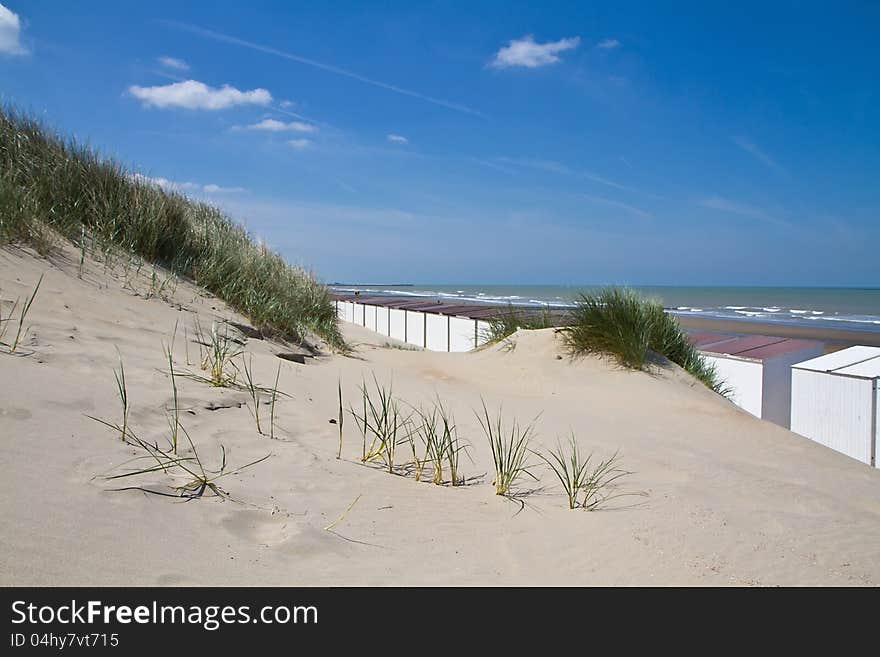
[691,332,824,362]
[792,345,880,378]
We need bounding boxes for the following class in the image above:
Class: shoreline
[333,292,880,348]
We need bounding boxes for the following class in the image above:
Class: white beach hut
[689,332,825,428]
[790,346,880,468]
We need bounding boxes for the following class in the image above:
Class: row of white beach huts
[334,296,880,470]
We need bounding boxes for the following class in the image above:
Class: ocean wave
[815,315,880,325]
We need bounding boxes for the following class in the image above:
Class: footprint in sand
[219,509,351,557]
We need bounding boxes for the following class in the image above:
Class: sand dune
[1,245,879,585]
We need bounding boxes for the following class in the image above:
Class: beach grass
[164,336,180,453]
[0,106,343,349]
[0,273,42,353]
[350,375,407,471]
[104,423,270,499]
[194,321,243,388]
[579,450,634,511]
[112,351,129,442]
[413,404,446,485]
[536,433,591,509]
[241,355,263,434]
[536,435,634,510]
[481,302,556,345]
[476,400,537,496]
[336,378,344,458]
[563,287,726,393]
[269,362,281,440]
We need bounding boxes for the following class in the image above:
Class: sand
[2,244,879,586]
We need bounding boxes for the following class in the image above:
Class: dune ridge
[1,244,879,586]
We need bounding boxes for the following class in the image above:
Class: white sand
[2,244,879,586]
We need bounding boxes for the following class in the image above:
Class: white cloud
[288,138,311,150]
[490,35,580,69]
[597,39,620,49]
[0,3,27,55]
[128,79,272,110]
[158,56,189,71]
[202,184,247,194]
[387,134,408,143]
[130,173,246,194]
[279,100,295,109]
[243,118,315,133]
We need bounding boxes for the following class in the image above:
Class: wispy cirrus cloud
[163,20,483,117]
[732,136,787,175]
[387,134,408,143]
[596,39,620,49]
[130,173,246,194]
[238,118,316,133]
[288,138,312,150]
[497,156,627,191]
[129,79,271,110]
[490,35,580,69]
[157,56,189,71]
[579,193,650,219]
[697,196,789,227]
[0,3,27,55]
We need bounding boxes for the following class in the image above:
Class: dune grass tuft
[480,302,556,346]
[412,400,468,486]
[241,355,264,434]
[336,378,344,459]
[269,362,281,440]
[537,434,634,510]
[536,433,591,510]
[579,450,634,511]
[476,400,538,496]
[164,337,180,453]
[188,320,243,388]
[104,423,270,499]
[349,375,409,471]
[0,106,343,349]
[562,287,726,393]
[111,351,129,442]
[0,273,42,353]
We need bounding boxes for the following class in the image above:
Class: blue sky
[1,1,878,286]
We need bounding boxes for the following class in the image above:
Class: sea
[331,284,880,334]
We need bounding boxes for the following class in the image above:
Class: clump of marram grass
[102,423,270,499]
[535,433,590,510]
[480,302,557,346]
[0,273,42,354]
[87,354,269,498]
[411,400,469,486]
[187,320,243,388]
[536,434,634,510]
[241,355,264,434]
[0,106,343,349]
[476,400,538,497]
[87,350,129,442]
[562,287,727,394]
[349,375,409,472]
